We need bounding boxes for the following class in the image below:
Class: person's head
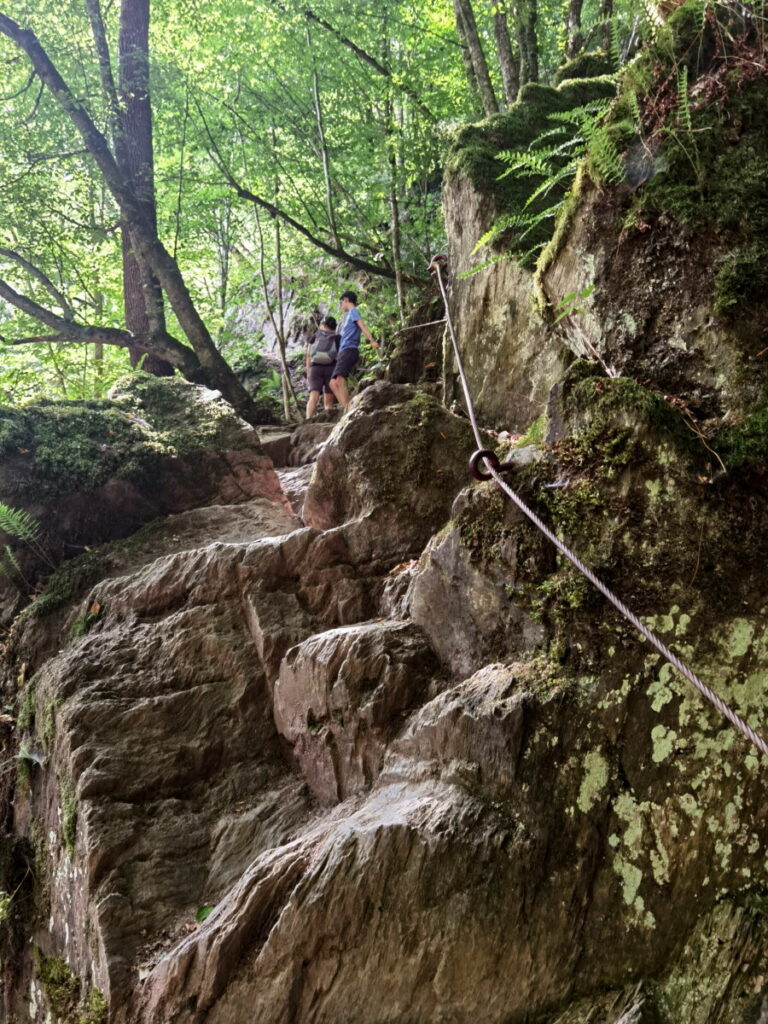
[340,290,357,311]
[321,315,337,331]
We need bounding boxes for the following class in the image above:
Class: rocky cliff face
[4,4,768,1022]
[3,367,768,1023]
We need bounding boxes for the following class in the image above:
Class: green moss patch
[36,953,80,1019]
[714,402,768,469]
[0,374,253,503]
[553,49,614,86]
[34,951,108,1024]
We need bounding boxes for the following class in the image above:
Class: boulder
[274,620,441,803]
[0,375,290,623]
[287,420,337,466]
[303,383,482,560]
[408,483,550,678]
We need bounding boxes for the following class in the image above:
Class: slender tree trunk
[492,3,520,106]
[453,0,499,117]
[308,28,340,249]
[118,0,173,375]
[455,17,484,117]
[566,0,584,58]
[388,140,406,328]
[94,290,105,395]
[381,16,405,327]
[517,0,539,86]
[274,215,291,422]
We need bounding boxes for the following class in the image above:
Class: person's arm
[356,318,378,348]
[306,341,312,376]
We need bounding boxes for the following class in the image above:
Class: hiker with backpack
[305,315,340,418]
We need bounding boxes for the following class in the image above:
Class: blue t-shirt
[339,308,362,351]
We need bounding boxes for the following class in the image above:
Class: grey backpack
[310,330,339,365]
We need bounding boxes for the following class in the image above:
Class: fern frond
[523,162,581,207]
[0,503,40,544]
[459,252,514,278]
[584,121,624,183]
[4,545,21,576]
[473,210,532,251]
[547,100,612,126]
[609,15,621,69]
[628,89,642,123]
[515,202,564,243]
[677,66,692,133]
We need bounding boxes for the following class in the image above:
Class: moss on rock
[553,49,614,86]
[36,952,80,1020]
[0,374,255,503]
[444,76,618,261]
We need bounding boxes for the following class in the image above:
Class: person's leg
[306,389,321,418]
[330,349,358,408]
[323,390,335,410]
[330,374,350,407]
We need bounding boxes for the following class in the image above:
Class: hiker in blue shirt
[330,290,378,408]
[305,315,340,418]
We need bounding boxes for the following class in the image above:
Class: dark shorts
[308,362,335,393]
[332,347,359,379]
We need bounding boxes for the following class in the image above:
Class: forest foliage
[0,0,665,408]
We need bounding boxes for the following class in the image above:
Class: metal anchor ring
[469,449,501,481]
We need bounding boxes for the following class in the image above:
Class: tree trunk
[492,4,520,107]
[381,16,406,327]
[517,0,539,86]
[454,14,484,118]
[308,28,340,249]
[0,13,264,424]
[453,0,499,117]
[566,0,584,59]
[118,0,173,376]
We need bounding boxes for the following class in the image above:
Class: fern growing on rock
[0,503,53,588]
[471,98,624,269]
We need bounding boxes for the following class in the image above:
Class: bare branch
[0,275,201,374]
[0,68,35,101]
[196,102,426,285]
[299,5,437,122]
[23,148,89,165]
[0,246,73,317]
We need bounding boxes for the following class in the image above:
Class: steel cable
[432,258,768,760]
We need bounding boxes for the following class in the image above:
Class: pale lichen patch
[651,724,677,763]
[577,750,609,813]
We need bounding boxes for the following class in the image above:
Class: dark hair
[340,290,357,305]
[321,315,337,330]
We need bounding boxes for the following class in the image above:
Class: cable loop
[469,449,500,481]
[469,448,518,481]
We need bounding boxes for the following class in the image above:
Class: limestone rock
[276,463,314,518]
[257,427,293,467]
[287,420,336,466]
[274,619,441,803]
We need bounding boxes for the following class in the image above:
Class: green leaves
[0,503,41,545]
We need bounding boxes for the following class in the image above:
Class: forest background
[0,0,639,419]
